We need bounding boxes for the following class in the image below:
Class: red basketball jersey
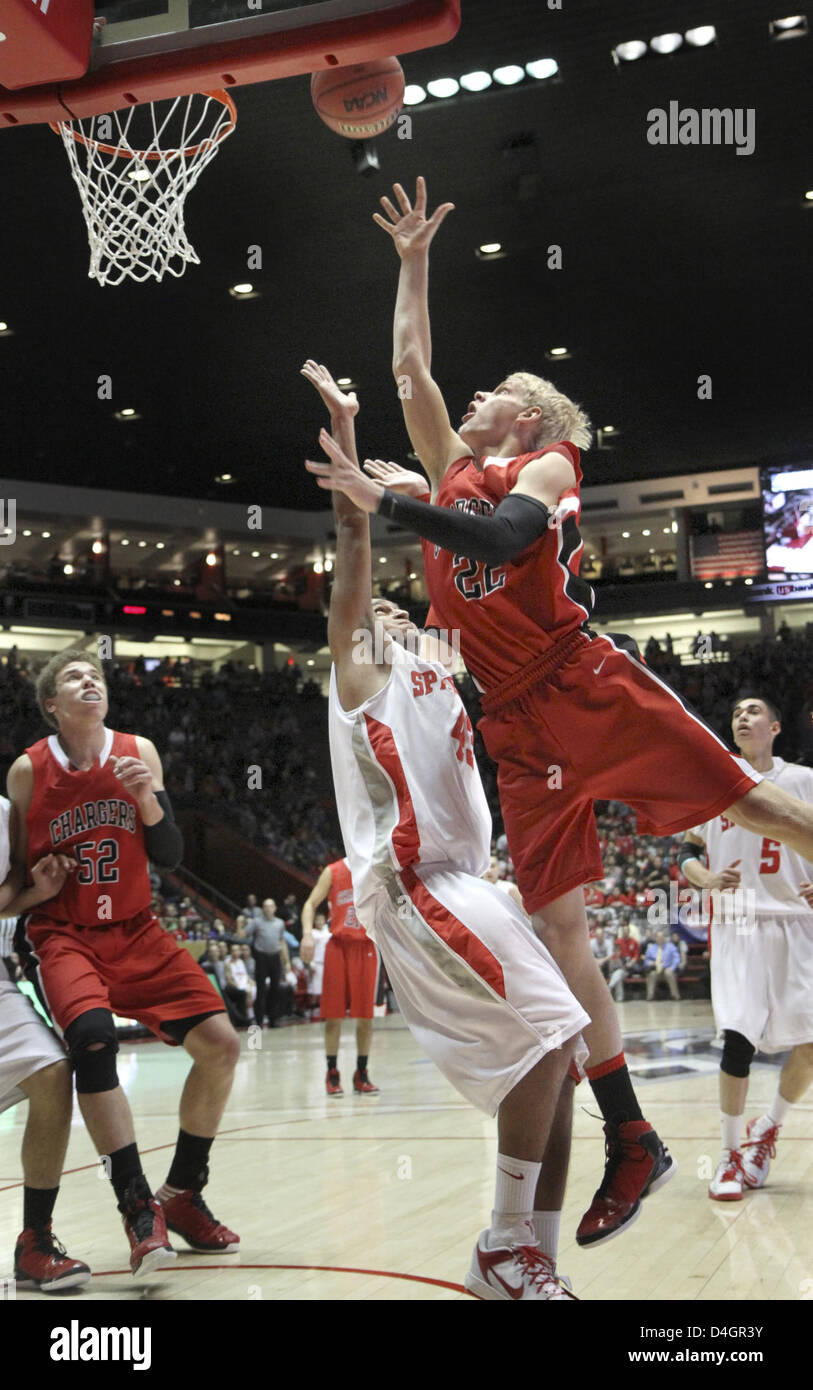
[327,858,366,941]
[421,443,592,690]
[25,729,152,926]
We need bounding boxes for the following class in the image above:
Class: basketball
[310,59,405,140]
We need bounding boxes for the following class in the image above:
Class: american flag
[690,531,764,580]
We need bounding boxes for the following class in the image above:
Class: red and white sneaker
[465,1231,578,1301]
[14,1224,92,1293]
[576,1119,677,1247]
[742,1117,779,1189]
[353,1069,380,1095]
[160,1188,240,1253]
[120,1176,177,1276]
[708,1149,745,1201]
[326,1067,344,1096]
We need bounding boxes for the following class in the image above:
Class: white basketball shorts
[711,912,813,1053]
[0,979,66,1114]
[372,863,589,1116]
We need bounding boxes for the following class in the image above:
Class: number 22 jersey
[25,728,152,925]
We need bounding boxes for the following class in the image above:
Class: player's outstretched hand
[306,430,384,514]
[112,755,154,800]
[301,361,359,419]
[372,176,454,259]
[363,458,429,498]
[30,853,76,901]
[798,881,813,908]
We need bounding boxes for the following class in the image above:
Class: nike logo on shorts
[593,657,607,675]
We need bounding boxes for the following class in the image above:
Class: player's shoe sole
[133,1245,178,1276]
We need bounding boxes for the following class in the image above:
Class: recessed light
[336,377,354,387]
[128,166,151,183]
[745,577,753,586]
[379,556,387,563]
[91,540,104,554]
[232,548,240,556]
[770,15,808,39]
[216,473,235,484]
[805,190,813,200]
[672,521,678,533]
[22,529,31,537]
[459,70,492,91]
[492,65,525,85]
[324,559,333,573]
[603,424,616,433]
[156,541,165,550]
[526,58,559,80]
[270,551,279,559]
[704,581,713,589]
[251,550,260,558]
[313,561,324,574]
[427,77,459,98]
[622,531,630,538]
[642,529,651,536]
[478,242,502,255]
[614,40,648,62]
[403,84,427,105]
[409,572,417,580]
[663,527,671,534]
[138,540,147,548]
[547,346,570,359]
[63,563,74,575]
[114,408,140,421]
[232,283,253,294]
[684,25,717,46]
[0,321,7,332]
[42,531,51,539]
[121,538,129,546]
[650,33,683,54]
[306,659,315,667]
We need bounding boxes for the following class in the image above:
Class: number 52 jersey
[25,729,152,925]
[328,641,493,935]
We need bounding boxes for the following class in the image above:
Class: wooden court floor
[2,1000,812,1302]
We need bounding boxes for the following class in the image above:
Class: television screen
[762,465,813,578]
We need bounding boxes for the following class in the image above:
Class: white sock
[488,1154,540,1249]
[533,1210,560,1261]
[767,1091,791,1128]
[721,1114,742,1153]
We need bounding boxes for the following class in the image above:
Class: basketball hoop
[51,91,237,286]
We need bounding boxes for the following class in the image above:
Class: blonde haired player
[303,360,589,1300]
[679,693,813,1200]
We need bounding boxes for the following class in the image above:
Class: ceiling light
[251,550,260,558]
[770,15,808,38]
[745,578,753,586]
[231,283,253,295]
[156,541,165,550]
[614,40,648,61]
[379,556,387,563]
[622,531,630,538]
[120,408,135,417]
[684,25,717,46]
[216,472,235,484]
[63,563,74,575]
[672,520,678,533]
[22,529,31,537]
[128,166,151,183]
[336,377,354,387]
[805,190,813,200]
[642,529,651,536]
[270,552,279,559]
[409,572,417,580]
[603,424,616,433]
[403,84,427,105]
[92,540,104,554]
[324,559,333,572]
[460,70,492,91]
[704,581,713,589]
[547,346,570,359]
[232,548,240,556]
[492,65,525,85]
[121,538,129,546]
[307,659,315,667]
[173,578,181,586]
[0,321,7,332]
[205,552,217,566]
[650,33,683,54]
[313,560,323,574]
[663,527,671,535]
[478,242,502,255]
[42,531,51,539]
[526,58,558,79]
[138,540,148,548]
[648,548,655,554]
[427,77,459,98]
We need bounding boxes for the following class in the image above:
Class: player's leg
[709,1030,754,1200]
[742,1042,813,1190]
[533,1074,574,1268]
[321,938,346,1095]
[351,941,380,1094]
[532,889,676,1246]
[66,1007,177,1275]
[12,1054,91,1292]
[155,1012,241,1254]
[727,781,813,862]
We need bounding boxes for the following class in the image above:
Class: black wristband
[144,790,184,869]
[676,841,703,870]
[377,488,552,565]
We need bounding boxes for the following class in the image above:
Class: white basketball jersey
[0,796,12,983]
[693,758,813,916]
[329,640,493,935]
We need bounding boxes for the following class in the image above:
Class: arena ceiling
[1,0,811,514]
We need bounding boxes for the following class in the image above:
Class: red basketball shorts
[478,630,760,915]
[320,935,379,1020]
[23,908,224,1042]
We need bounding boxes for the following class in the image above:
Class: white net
[52,91,237,286]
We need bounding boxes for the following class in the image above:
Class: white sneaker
[742,1116,780,1189]
[708,1149,745,1201]
[464,1231,578,1301]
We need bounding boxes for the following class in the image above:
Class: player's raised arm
[374,178,468,486]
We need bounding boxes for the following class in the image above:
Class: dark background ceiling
[1,0,811,512]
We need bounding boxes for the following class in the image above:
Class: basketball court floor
[2,1000,810,1303]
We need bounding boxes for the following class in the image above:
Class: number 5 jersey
[25,729,152,925]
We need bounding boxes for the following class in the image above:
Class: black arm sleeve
[143,790,184,870]
[376,489,552,565]
[676,840,703,870]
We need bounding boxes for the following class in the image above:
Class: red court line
[90,1262,471,1294]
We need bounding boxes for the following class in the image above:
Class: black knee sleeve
[65,1008,120,1093]
[721,1029,755,1079]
